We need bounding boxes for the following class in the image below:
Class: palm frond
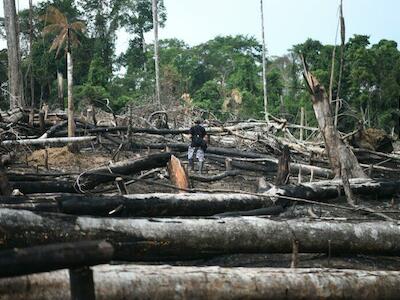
[49,28,67,54]
[40,6,67,26]
[70,21,86,33]
[42,24,63,36]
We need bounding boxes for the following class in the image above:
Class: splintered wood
[167,155,189,193]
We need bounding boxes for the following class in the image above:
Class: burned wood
[10,180,76,194]
[0,240,113,278]
[133,143,333,178]
[1,209,400,258]
[0,193,270,217]
[80,152,171,189]
[189,170,241,182]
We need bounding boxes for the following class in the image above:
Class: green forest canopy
[2,0,399,133]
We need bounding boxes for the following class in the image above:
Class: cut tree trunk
[0,240,113,278]
[1,209,400,258]
[167,155,189,192]
[1,265,400,300]
[81,152,171,189]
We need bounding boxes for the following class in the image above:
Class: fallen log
[2,177,399,215]
[263,178,400,205]
[0,108,25,123]
[0,240,113,278]
[10,181,76,194]
[189,170,241,182]
[1,265,400,300]
[54,122,271,137]
[81,152,171,189]
[133,143,333,178]
[39,120,68,139]
[1,136,96,146]
[0,193,268,216]
[1,209,400,258]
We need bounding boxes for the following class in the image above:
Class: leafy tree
[42,6,85,140]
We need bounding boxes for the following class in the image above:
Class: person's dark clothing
[189,124,207,150]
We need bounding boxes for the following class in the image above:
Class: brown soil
[27,146,109,170]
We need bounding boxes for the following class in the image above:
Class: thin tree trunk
[2,265,400,300]
[67,50,76,152]
[152,0,161,108]
[260,0,269,121]
[3,0,24,108]
[141,29,147,72]
[57,70,64,109]
[29,0,34,108]
[334,0,345,127]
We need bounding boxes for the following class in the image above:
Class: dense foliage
[2,0,399,133]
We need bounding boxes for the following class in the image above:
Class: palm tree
[41,7,85,145]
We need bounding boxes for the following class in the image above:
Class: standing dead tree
[3,0,24,108]
[302,57,367,204]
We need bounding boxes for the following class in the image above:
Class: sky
[2,0,399,56]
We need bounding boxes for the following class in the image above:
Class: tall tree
[3,0,24,108]
[260,0,268,121]
[28,0,35,108]
[42,7,85,146]
[152,0,161,107]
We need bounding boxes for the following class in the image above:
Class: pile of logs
[0,74,399,299]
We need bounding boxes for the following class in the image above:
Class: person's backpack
[192,135,203,148]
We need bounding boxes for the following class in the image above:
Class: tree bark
[57,69,64,109]
[3,0,24,108]
[275,145,290,185]
[303,65,366,179]
[1,209,400,258]
[0,240,113,278]
[1,265,400,300]
[81,152,171,189]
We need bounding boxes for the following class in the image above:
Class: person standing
[188,119,207,174]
